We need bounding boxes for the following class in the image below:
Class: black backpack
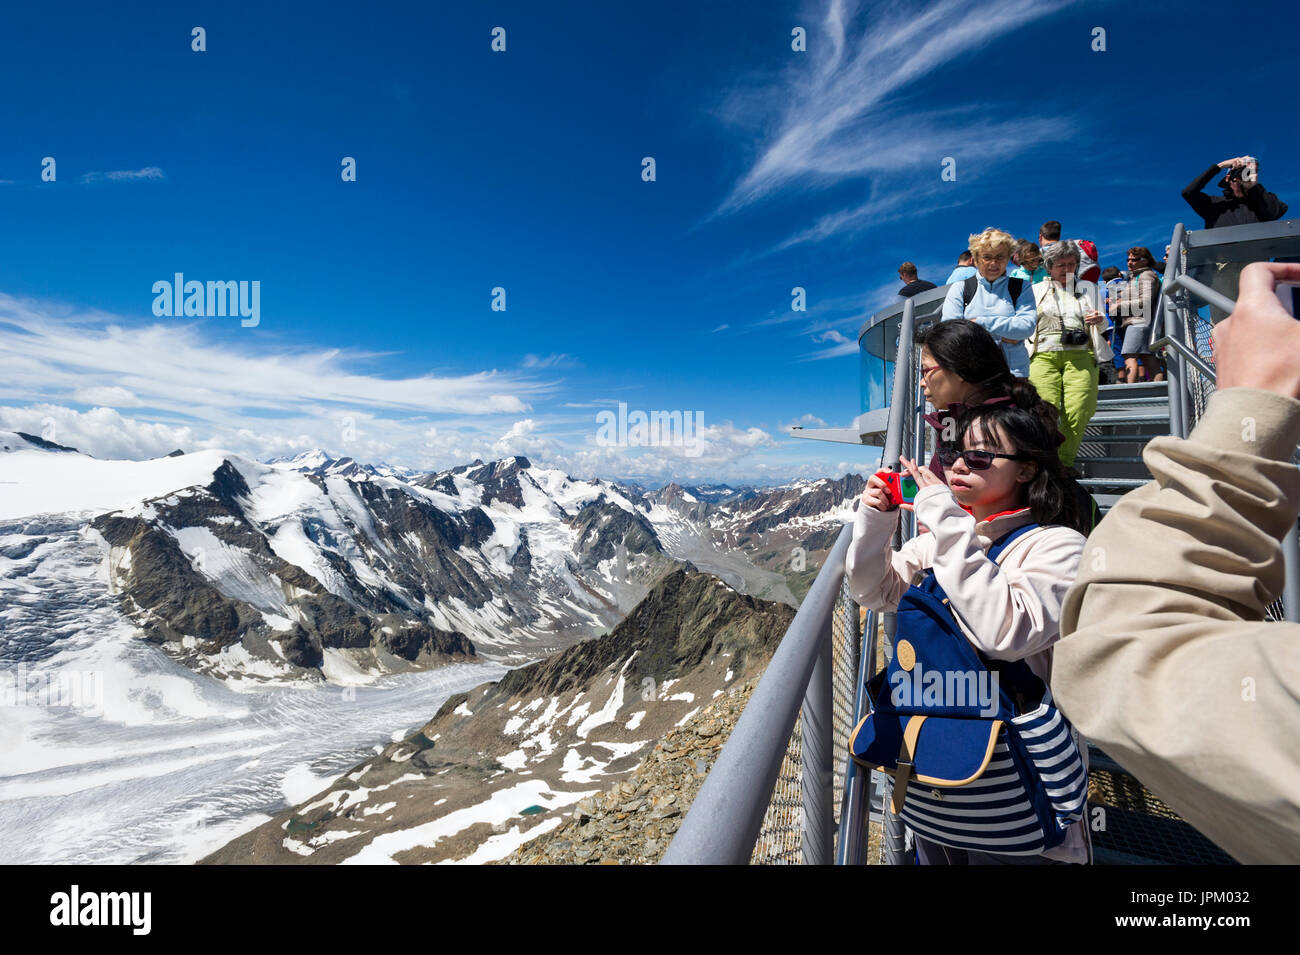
[963,274,1026,309]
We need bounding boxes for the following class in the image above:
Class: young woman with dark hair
[846,400,1092,864]
[914,319,1098,534]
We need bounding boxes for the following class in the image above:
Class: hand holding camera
[1221,155,1258,183]
[864,471,910,512]
[1212,262,1300,398]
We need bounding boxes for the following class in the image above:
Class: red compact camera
[875,470,919,508]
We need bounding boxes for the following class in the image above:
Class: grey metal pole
[1161,225,1186,438]
[836,603,871,866]
[882,297,915,469]
[910,352,924,541]
[1178,352,1191,439]
[661,524,854,864]
[801,617,833,864]
[1285,522,1300,624]
[874,297,915,865]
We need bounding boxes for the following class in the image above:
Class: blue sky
[1,0,1297,485]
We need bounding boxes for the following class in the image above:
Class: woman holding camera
[1028,241,1107,469]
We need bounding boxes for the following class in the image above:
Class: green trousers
[1029,349,1098,468]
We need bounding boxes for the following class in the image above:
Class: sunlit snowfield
[0,519,506,864]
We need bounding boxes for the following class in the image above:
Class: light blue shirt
[944,265,978,284]
[940,273,1038,377]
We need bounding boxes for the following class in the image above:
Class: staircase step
[1078,477,1150,489]
[1091,493,1127,511]
[1098,381,1168,394]
[1094,396,1170,407]
[1089,411,1170,425]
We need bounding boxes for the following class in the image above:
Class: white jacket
[845,482,1090,862]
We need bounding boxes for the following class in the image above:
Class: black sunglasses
[937,446,1032,470]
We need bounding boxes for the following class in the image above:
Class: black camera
[1062,328,1090,347]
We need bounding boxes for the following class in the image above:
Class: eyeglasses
[920,364,942,379]
[937,446,1032,470]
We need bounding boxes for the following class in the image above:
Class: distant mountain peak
[8,431,80,454]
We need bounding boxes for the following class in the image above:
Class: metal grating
[749,572,861,864]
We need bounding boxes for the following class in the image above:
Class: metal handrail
[1159,220,1300,623]
[1147,333,1216,384]
[661,523,854,864]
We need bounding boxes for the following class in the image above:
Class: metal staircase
[1074,380,1171,513]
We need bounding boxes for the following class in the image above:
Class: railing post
[1285,522,1300,624]
[837,606,875,865]
[1162,225,1187,438]
[882,296,915,469]
[801,615,833,864]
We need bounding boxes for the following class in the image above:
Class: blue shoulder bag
[849,523,1088,854]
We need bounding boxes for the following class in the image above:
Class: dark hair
[1016,239,1041,263]
[957,250,973,265]
[1040,220,1062,241]
[1126,246,1156,270]
[955,404,1085,534]
[1101,266,1121,281]
[915,318,1072,492]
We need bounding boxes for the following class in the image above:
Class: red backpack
[1074,239,1100,283]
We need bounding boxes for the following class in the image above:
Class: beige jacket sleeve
[1053,387,1300,863]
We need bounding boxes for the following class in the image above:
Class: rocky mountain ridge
[200,566,795,865]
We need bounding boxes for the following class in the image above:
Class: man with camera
[1183,156,1288,230]
[1183,156,1290,322]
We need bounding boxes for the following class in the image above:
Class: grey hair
[1041,239,1081,269]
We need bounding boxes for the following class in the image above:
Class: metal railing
[663,299,922,865]
[1154,220,1300,623]
[661,523,856,864]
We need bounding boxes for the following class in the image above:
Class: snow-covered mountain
[268,449,418,482]
[1,433,862,686]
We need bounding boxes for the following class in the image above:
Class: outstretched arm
[1053,263,1300,864]
[1181,161,1223,221]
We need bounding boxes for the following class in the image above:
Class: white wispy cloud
[711,0,1083,246]
[78,166,166,184]
[521,352,580,369]
[0,292,550,420]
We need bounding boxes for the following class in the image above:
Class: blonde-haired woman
[941,228,1038,376]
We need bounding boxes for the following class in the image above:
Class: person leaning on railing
[1026,240,1108,469]
[1053,262,1300,864]
[847,404,1092,863]
[940,227,1037,377]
